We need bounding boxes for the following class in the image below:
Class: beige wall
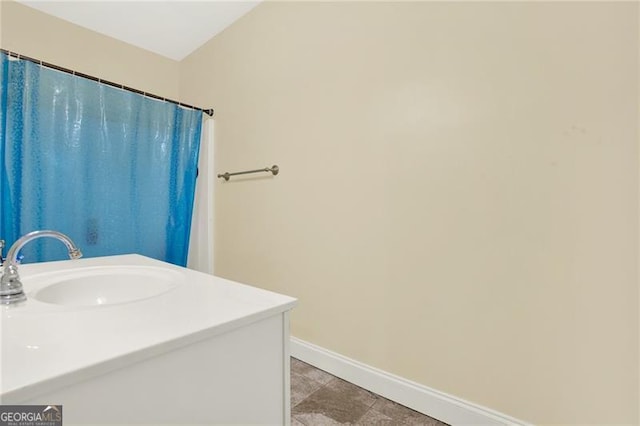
[180,2,639,424]
[0,0,180,99]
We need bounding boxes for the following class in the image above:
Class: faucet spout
[5,230,82,265]
[0,230,83,305]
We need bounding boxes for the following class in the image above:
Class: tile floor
[290,358,448,425]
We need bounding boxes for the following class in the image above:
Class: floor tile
[325,377,378,409]
[356,408,398,425]
[292,358,336,385]
[292,384,371,424]
[371,398,446,426]
[293,412,344,425]
[291,357,308,373]
[291,370,324,407]
[290,358,448,426]
[292,416,307,426]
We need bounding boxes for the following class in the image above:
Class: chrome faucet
[0,230,82,305]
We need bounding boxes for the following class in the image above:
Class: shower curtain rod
[0,49,214,117]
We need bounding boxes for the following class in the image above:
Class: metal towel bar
[217,165,279,181]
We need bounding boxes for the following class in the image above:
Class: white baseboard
[290,337,531,426]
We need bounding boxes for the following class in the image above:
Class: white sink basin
[29,266,182,307]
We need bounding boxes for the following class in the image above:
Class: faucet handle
[0,241,23,265]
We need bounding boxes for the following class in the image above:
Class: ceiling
[16,1,261,61]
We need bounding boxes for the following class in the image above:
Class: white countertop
[1,254,297,402]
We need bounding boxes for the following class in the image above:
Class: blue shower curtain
[0,52,202,266]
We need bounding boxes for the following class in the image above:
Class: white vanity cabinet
[1,255,296,425]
